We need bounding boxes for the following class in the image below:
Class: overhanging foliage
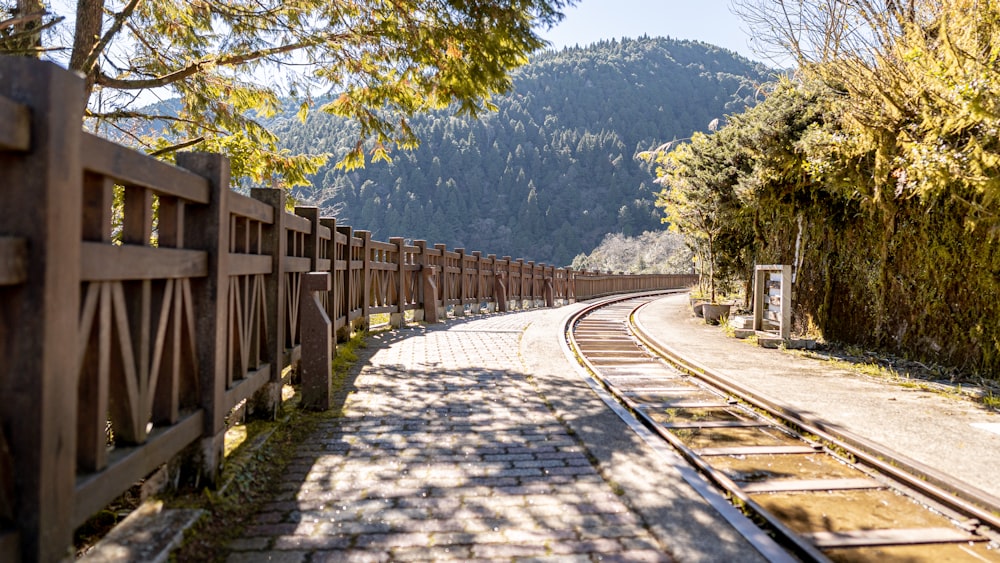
[1,0,573,185]
[649,2,1000,376]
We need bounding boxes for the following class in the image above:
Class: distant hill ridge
[276,36,772,265]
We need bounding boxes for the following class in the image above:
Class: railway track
[566,293,1000,563]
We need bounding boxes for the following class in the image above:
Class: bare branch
[79,0,144,77]
[100,118,151,147]
[0,9,63,55]
[85,109,227,133]
[95,39,323,89]
[0,10,44,31]
[148,136,205,156]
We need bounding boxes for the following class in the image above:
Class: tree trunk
[69,0,105,94]
[696,248,707,296]
[11,0,44,55]
[707,232,716,303]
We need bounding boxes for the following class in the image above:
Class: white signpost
[753,264,792,341]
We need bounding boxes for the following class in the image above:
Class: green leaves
[675,0,1000,373]
[26,0,575,185]
[786,0,1000,228]
[280,36,767,266]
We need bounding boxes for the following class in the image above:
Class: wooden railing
[0,57,698,562]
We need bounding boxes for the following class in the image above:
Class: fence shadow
[0,53,696,561]
[217,323,743,560]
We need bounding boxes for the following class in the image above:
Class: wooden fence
[0,57,698,562]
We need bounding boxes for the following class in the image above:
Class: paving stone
[482,453,535,462]
[311,550,390,563]
[620,535,663,551]
[577,524,650,540]
[214,310,682,562]
[253,511,286,524]
[258,501,300,513]
[516,458,568,469]
[224,537,270,551]
[547,538,624,554]
[599,550,674,563]
[496,483,556,495]
[225,551,307,563]
[543,465,597,476]
[520,556,592,563]
[501,528,578,543]
[242,523,303,537]
[471,542,552,558]
[390,545,474,561]
[272,535,353,551]
[425,531,480,545]
[489,466,544,478]
[353,532,433,549]
[462,476,520,487]
[389,518,469,534]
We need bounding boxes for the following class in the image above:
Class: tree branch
[0,10,43,31]
[0,10,63,55]
[85,108,228,133]
[148,136,205,156]
[95,39,321,90]
[80,0,144,78]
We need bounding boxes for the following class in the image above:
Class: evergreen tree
[276,36,770,265]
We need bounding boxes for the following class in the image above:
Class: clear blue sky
[540,0,763,62]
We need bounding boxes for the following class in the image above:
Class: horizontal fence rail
[0,57,698,562]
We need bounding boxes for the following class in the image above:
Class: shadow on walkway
[222,321,674,561]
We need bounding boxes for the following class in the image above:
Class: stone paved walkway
[224,311,673,562]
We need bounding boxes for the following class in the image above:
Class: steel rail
[563,291,803,563]
[629,299,1000,536]
[565,292,1000,562]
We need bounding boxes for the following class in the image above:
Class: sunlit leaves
[24,0,573,184]
[767,0,1000,229]
[645,124,752,301]
[881,0,1000,214]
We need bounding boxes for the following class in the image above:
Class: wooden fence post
[357,231,373,330]
[486,254,498,313]
[414,240,438,323]
[295,208,335,409]
[249,188,287,418]
[390,237,406,328]
[0,57,84,563]
[175,152,232,487]
[421,265,439,324]
[472,251,484,314]
[295,206,321,269]
[497,257,511,313]
[315,215,335,332]
[321,218,339,335]
[434,243,449,318]
[300,272,332,411]
[538,263,546,307]
[564,267,572,303]
[521,260,538,309]
[516,259,527,309]
[412,240,427,322]
[454,248,466,317]
[335,225,353,340]
[544,265,555,307]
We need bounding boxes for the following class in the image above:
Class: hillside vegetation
[650,0,1000,377]
[570,231,694,275]
[275,36,771,266]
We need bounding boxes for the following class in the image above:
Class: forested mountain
[274,36,772,266]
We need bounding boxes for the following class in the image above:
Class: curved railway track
[565,293,1000,563]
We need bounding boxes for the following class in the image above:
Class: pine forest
[274,36,771,267]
